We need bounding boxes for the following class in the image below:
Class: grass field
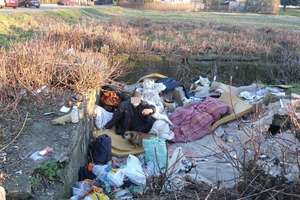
[0,6,299,47]
[1,7,300,29]
[280,7,300,17]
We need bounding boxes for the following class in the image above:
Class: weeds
[31,161,64,192]
[34,161,63,182]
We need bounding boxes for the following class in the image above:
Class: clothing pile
[94,76,232,143]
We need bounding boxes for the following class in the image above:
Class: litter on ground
[52,73,300,199]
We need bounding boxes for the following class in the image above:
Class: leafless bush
[0,26,122,111]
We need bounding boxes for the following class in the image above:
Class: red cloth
[100,91,121,107]
[170,97,231,143]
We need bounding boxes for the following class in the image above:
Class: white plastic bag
[150,120,174,140]
[92,164,110,178]
[239,91,255,100]
[123,155,146,186]
[71,181,92,200]
[107,169,125,187]
[94,106,113,129]
[70,196,80,200]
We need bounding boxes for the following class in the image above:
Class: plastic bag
[239,91,255,100]
[30,146,54,161]
[143,138,167,171]
[92,164,111,178]
[94,106,113,129]
[114,189,133,200]
[107,169,125,187]
[83,192,109,200]
[150,120,174,140]
[71,181,93,200]
[123,155,146,186]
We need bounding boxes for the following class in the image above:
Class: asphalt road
[0,4,108,12]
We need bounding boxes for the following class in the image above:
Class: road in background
[0,4,111,12]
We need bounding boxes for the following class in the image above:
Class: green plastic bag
[143,137,167,171]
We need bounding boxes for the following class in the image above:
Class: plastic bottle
[71,106,79,123]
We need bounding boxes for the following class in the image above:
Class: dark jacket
[104,100,156,135]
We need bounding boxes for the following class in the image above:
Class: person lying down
[94,90,174,144]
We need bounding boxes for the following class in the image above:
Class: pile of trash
[53,73,300,199]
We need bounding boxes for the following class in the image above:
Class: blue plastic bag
[143,138,167,171]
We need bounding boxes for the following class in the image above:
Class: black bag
[89,134,112,165]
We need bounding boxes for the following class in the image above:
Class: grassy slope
[1,6,300,30]
[1,6,299,47]
[84,7,300,29]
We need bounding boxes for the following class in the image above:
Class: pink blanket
[170,97,231,143]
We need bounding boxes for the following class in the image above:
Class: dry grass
[0,24,123,112]
[1,18,300,109]
[288,99,300,141]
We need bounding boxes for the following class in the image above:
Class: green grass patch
[34,161,63,182]
[31,161,65,192]
[45,9,84,24]
[91,7,300,29]
[280,8,300,17]
[289,84,300,95]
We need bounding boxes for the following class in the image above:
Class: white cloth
[152,112,173,125]
[137,79,166,113]
[150,120,174,140]
[0,186,5,200]
[94,106,113,129]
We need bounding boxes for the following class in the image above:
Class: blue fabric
[89,134,112,165]
[156,78,180,93]
[156,77,189,98]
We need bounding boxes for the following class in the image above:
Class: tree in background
[281,0,300,10]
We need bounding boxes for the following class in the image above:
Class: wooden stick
[0,112,29,152]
